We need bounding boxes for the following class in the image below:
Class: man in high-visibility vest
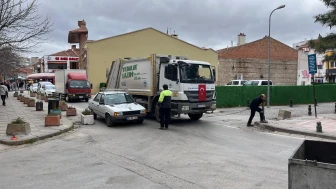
[158,84,172,130]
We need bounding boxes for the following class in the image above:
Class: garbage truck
[55,69,92,102]
[106,54,216,122]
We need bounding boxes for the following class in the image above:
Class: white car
[41,84,56,97]
[29,83,38,93]
[88,90,147,127]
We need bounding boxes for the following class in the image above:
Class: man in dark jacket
[157,84,172,130]
[247,94,268,126]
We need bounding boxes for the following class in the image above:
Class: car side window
[227,81,232,85]
[99,94,105,104]
[94,93,102,102]
[261,81,268,85]
[233,81,239,85]
[252,81,259,85]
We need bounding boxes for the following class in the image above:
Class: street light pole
[267,5,285,108]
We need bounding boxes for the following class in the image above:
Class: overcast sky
[27,0,331,57]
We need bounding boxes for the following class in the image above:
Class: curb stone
[256,123,336,141]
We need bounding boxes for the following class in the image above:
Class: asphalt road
[0,100,306,189]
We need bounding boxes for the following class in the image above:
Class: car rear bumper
[111,113,146,122]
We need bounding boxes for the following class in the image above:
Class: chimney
[71,45,76,50]
[238,33,246,46]
[78,19,87,28]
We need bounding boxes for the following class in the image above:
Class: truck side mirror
[212,66,216,81]
[90,83,92,89]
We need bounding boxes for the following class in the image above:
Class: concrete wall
[218,58,297,86]
[86,28,218,94]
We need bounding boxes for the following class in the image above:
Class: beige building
[81,27,218,94]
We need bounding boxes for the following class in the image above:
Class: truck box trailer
[106,54,216,122]
[55,69,92,102]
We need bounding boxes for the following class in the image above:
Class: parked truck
[55,70,92,102]
[106,54,216,122]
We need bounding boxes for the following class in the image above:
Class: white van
[244,80,273,86]
[226,80,247,86]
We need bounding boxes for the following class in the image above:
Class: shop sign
[46,56,79,61]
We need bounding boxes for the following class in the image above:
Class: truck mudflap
[171,101,216,114]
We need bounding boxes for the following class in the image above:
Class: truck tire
[85,98,89,102]
[105,113,114,127]
[188,113,203,120]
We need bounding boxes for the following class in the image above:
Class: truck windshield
[179,64,214,83]
[69,80,90,88]
[105,93,134,105]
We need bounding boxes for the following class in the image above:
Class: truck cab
[158,57,216,120]
[65,73,92,102]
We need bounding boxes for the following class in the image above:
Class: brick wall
[218,58,298,86]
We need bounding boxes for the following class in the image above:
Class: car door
[90,93,102,115]
[97,94,106,117]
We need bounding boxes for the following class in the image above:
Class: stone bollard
[290,99,293,107]
[308,105,312,116]
[316,121,322,132]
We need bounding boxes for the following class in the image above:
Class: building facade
[217,35,298,86]
[68,24,218,94]
[325,50,336,83]
[42,45,80,73]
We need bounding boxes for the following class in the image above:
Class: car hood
[108,103,144,111]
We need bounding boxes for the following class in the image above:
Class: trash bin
[48,98,60,114]
[288,140,336,189]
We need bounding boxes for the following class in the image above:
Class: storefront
[43,55,79,73]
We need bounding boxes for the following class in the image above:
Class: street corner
[0,117,76,146]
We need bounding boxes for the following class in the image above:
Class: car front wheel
[105,114,114,127]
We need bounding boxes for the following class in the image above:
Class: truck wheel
[188,113,203,120]
[155,102,160,123]
[85,98,89,102]
[105,113,114,127]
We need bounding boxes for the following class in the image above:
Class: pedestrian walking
[247,94,268,127]
[157,84,172,130]
[0,82,9,106]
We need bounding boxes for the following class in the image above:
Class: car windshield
[32,84,38,87]
[69,80,90,88]
[179,63,214,84]
[45,85,55,89]
[105,93,134,105]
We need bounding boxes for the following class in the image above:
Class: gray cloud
[28,0,331,57]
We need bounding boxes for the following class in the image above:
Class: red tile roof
[50,48,79,57]
[217,36,297,61]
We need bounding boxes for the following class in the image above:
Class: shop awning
[27,73,55,79]
[47,61,67,64]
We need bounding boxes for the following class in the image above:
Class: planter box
[60,104,68,111]
[28,100,35,107]
[36,101,43,111]
[30,92,35,97]
[20,90,24,93]
[17,95,21,100]
[81,114,94,125]
[40,96,45,100]
[24,97,29,104]
[20,96,25,102]
[13,92,18,97]
[6,123,31,135]
[36,94,40,99]
[44,96,48,102]
[66,108,77,116]
[45,115,60,126]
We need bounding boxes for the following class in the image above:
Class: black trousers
[159,108,171,128]
[1,95,6,105]
[247,107,265,124]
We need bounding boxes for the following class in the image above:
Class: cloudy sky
[27,0,331,57]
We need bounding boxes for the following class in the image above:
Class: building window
[48,63,67,69]
[330,61,336,68]
[317,65,323,69]
[70,62,78,69]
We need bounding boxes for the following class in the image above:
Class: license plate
[127,116,138,120]
[198,104,206,108]
[79,96,83,98]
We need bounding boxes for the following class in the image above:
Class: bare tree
[0,0,53,53]
[0,46,21,76]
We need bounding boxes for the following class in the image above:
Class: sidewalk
[0,91,76,146]
[214,103,336,140]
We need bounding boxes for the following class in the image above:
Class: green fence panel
[216,84,336,108]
